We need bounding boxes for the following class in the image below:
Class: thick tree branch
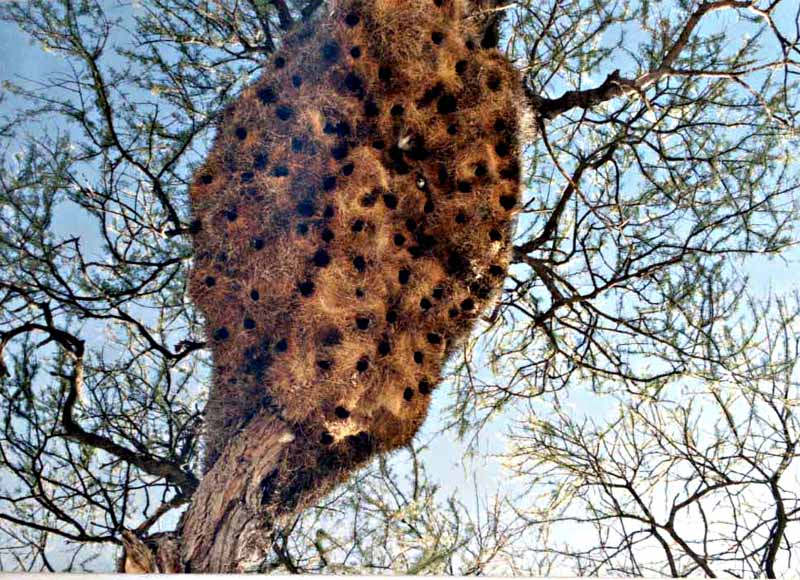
[528,0,759,120]
[0,317,199,496]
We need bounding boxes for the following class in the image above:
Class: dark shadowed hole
[276,105,293,121]
[406,138,430,163]
[331,142,349,160]
[386,310,398,324]
[298,281,315,296]
[345,12,360,26]
[251,237,265,250]
[489,229,502,241]
[438,165,449,185]
[213,327,229,341]
[455,60,467,75]
[296,223,309,236]
[390,104,404,116]
[225,207,238,221]
[356,317,370,330]
[347,431,374,457]
[437,94,457,114]
[254,153,268,169]
[257,86,277,104]
[495,142,510,156]
[356,288,365,298]
[383,193,398,209]
[475,163,487,177]
[200,174,213,184]
[461,298,475,311]
[418,379,432,395]
[489,265,505,277]
[274,56,286,68]
[361,189,379,207]
[419,83,444,107]
[356,358,369,372]
[291,137,304,152]
[379,66,392,82]
[342,162,355,176]
[399,269,411,284]
[494,119,507,132]
[250,289,260,301]
[417,233,436,250]
[455,212,467,224]
[204,276,216,287]
[500,163,520,180]
[458,180,472,193]
[235,127,247,140]
[292,75,302,87]
[394,233,405,246]
[243,318,256,330]
[241,171,254,183]
[336,121,351,136]
[321,432,334,445]
[449,307,459,318]
[389,145,404,162]
[391,155,410,174]
[499,195,517,210]
[431,31,443,44]
[313,249,330,267]
[335,406,350,419]
[447,124,458,135]
[273,166,289,177]
[350,46,362,58]
[324,205,335,218]
[433,287,444,299]
[344,72,363,93]
[378,340,391,356]
[365,100,380,116]
[414,351,424,364]
[317,360,332,370]
[487,75,501,90]
[373,139,386,149]
[275,338,288,352]
[322,41,340,62]
[420,298,432,311]
[481,31,497,49]
[352,219,365,232]
[427,333,441,345]
[323,175,337,191]
[474,284,491,299]
[353,256,366,272]
[323,328,343,346]
[403,387,414,401]
[405,218,417,231]
[322,228,335,243]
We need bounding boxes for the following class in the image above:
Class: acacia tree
[0,0,798,574]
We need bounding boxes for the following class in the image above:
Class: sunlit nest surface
[188,0,521,504]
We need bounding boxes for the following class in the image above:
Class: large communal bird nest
[188,0,521,514]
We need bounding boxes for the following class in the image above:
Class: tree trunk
[178,413,293,572]
[122,413,295,572]
[123,411,376,572]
